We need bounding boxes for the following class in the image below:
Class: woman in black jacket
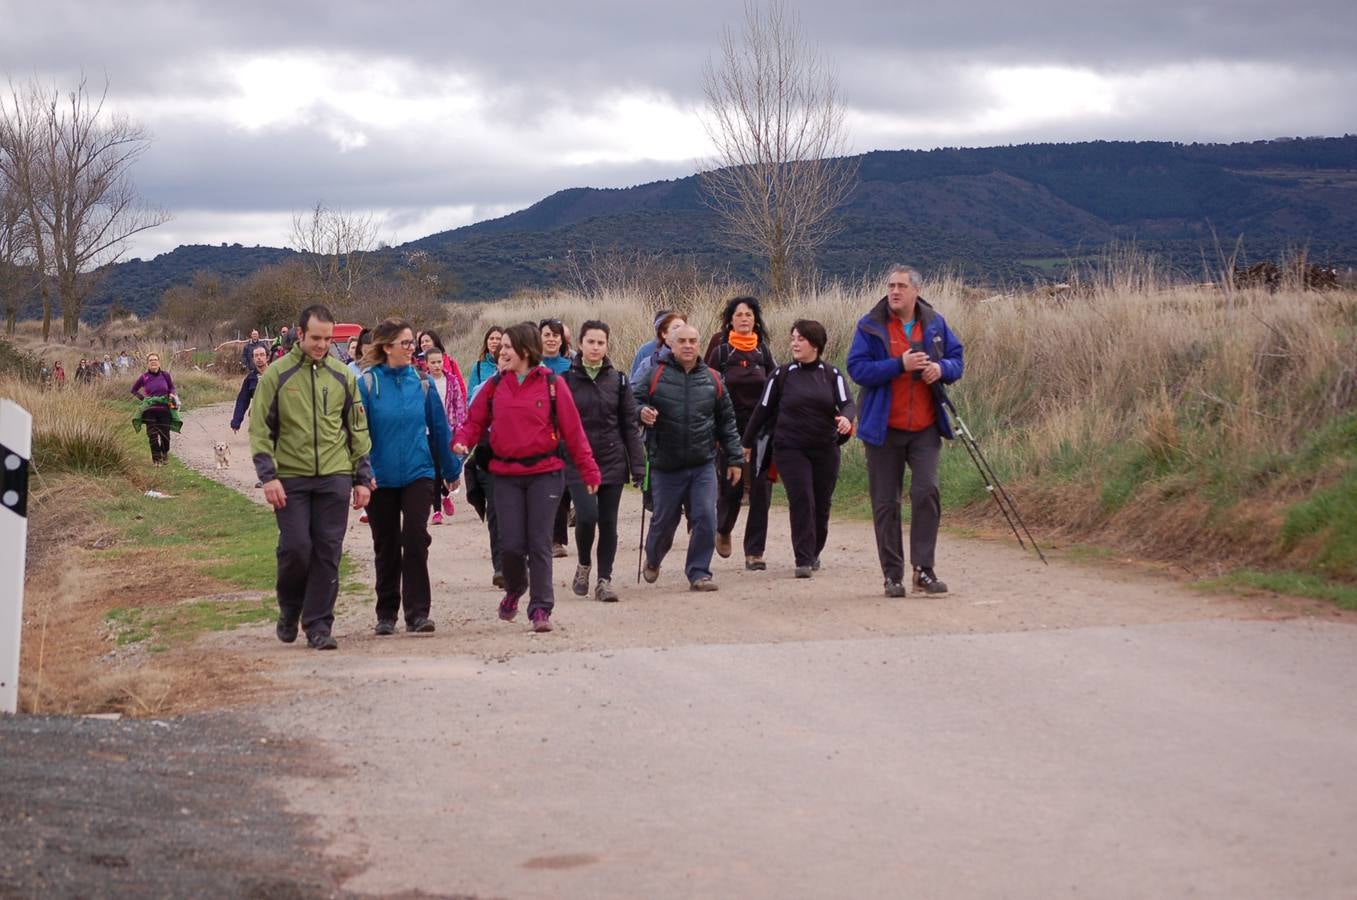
[743,320,856,578]
[704,296,776,570]
[562,320,646,601]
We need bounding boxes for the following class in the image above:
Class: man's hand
[639,406,658,426]
[834,415,853,434]
[263,479,287,509]
[726,465,743,485]
[352,484,371,510]
[921,362,942,384]
[902,351,930,373]
[452,442,468,456]
[743,447,752,462]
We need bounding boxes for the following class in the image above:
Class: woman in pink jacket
[454,322,601,633]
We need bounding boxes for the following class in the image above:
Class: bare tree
[0,83,53,338]
[290,201,379,300]
[0,180,34,335]
[700,0,858,298]
[0,77,168,339]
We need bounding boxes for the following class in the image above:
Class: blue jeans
[646,463,718,583]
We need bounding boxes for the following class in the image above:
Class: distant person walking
[251,305,374,650]
[466,326,503,394]
[629,310,673,380]
[631,312,686,382]
[454,322,601,633]
[359,319,463,636]
[562,320,646,602]
[846,265,964,597]
[130,353,178,466]
[704,296,776,569]
[231,345,271,433]
[463,351,511,588]
[743,320,856,578]
[635,325,743,591]
[423,345,461,525]
[540,318,574,556]
[241,329,269,371]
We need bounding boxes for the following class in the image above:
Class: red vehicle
[330,323,364,362]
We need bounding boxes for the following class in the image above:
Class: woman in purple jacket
[130,353,178,465]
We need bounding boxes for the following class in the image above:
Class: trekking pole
[636,456,650,584]
[930,338,1047,564]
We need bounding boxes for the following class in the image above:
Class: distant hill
[76,136,1357,320]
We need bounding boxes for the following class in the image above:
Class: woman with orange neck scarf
[703,296,777,570]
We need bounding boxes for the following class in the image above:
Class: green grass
[1193,569,1357,610]
[105,596,278,649]
[1281,464,1357,580]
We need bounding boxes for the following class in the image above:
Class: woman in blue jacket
[358,317,463,635]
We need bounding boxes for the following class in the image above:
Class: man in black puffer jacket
[635,325,743,591]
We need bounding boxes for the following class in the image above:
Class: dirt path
[164,402,1357,898]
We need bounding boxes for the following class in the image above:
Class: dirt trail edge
[171,402,1356,899]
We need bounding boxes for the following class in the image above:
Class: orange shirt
[887,315,937,432]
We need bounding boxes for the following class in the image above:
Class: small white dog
[213,441,231,469]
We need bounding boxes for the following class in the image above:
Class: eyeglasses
[396,339,416,349]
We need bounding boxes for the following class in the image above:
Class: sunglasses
[539,319,563,329]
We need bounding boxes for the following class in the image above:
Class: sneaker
[276,615,299,644]
[571,564,591,597]
[498,592,521,622]
[689,578,719,592]
[715,532,732,558]
[642,561,660,583]
[374,620,397,636]
[913,567,949,594]
[407,617,436,633]
[307,632,339,651]
[794,565,813,579]
[492,572,506,589]
[745,555,766,571]
[530,608,554,633]
[594,579,619,602]
[552,543,568,559]
[359,512,369,524]
[431,511,444,526]
[442,496,454,516]
[883,580,907,598]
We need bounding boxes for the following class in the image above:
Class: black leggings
[142,408,171,462]
[572,483,624,581]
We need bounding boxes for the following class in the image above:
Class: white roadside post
[1,399,33,715]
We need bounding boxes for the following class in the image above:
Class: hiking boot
[913,567,949,594]
[745,555,766,571]
[884,580,907,598]
[498,592,521,622]
[530,608,554,633]
[254,481,263,489]
[492,572,506,589]
[374,620,397,636]
[715,532,732,558]
[431,511,444,526]
[594,579,619,603]
[572,564,591,597]
[407,617,436,634]
[307,632,339,651]
[442,496,455,517]
[794,565,813,579]
[276,615,299,644]
[642,560,660,583]
[689,578,718,592]
[552,543,568,559]
[812,557,821,572]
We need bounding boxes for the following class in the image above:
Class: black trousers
[466,461,502,575]
[865,425,942,580]
[367,478,436,625]
[716,457,771,555]
[496,470,564,615]
[142,408,171,462]
[773,444,840,567]
[553,489,571,546]
[566,474,624,581]
[274,475,352,637]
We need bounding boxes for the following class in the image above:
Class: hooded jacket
[358,363,462,490]
[634,357,742,471]
[249,343,374,485]
[562,355,646,486]
[846,296,964,446]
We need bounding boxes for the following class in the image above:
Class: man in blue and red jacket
[846,265,964,598]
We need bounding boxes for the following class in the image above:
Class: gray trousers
[274,475,352,637]
[864,425,941,581]
[495,470,564,615]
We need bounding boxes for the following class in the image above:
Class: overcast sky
[4,0,1355,259]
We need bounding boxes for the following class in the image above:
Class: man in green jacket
[250,305,374,650]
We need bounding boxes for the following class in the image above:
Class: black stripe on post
[1,442,29,519]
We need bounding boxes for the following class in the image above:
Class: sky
[3,0,1355,260]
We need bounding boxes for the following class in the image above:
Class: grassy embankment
[444,273,1357,607]
[1,342,360,714]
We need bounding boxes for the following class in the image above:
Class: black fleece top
[743,360,857,451]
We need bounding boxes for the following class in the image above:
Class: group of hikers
[135,263,966,649]
[38,350,135,387]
